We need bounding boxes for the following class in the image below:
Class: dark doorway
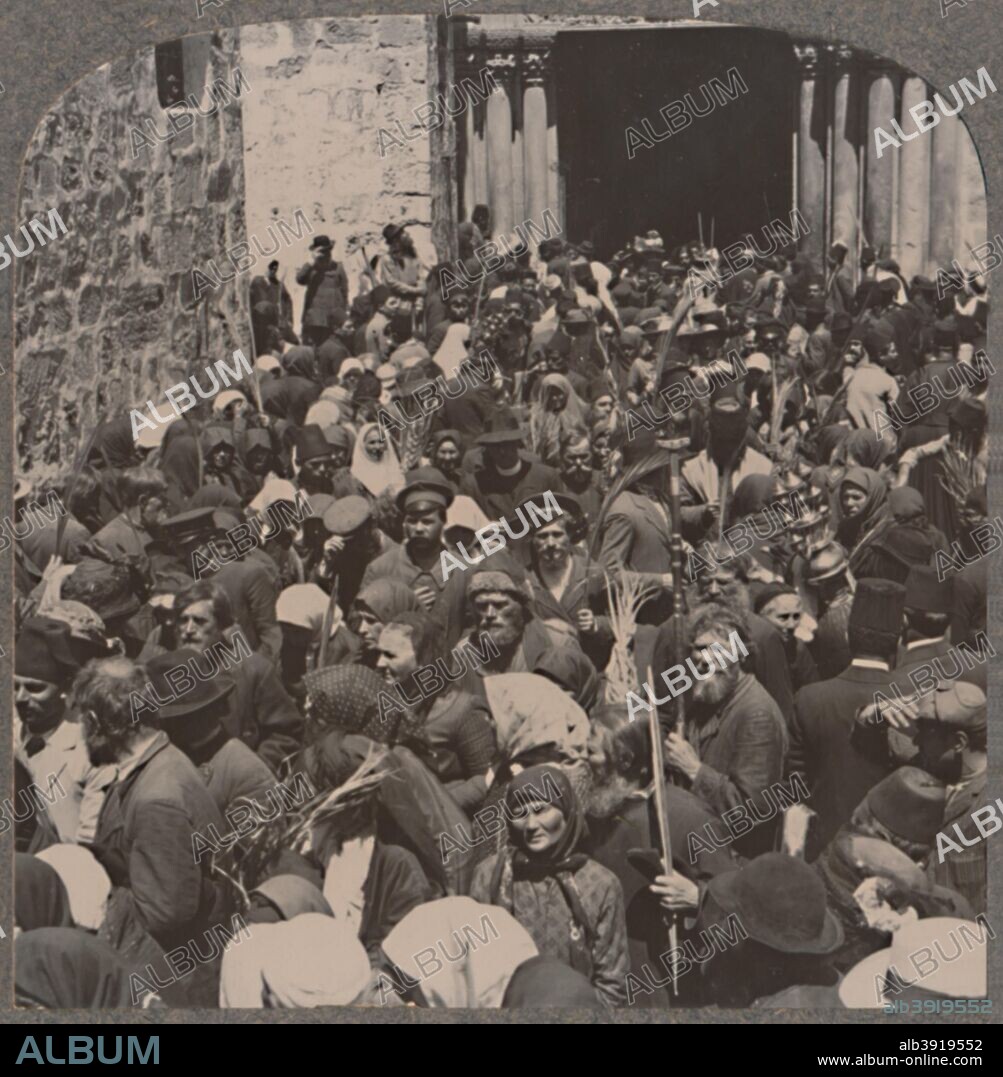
[555,27,795,258]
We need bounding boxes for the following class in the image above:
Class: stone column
[522,45,550,235]
[484,53,516,239]
[461,45,488,222]
[830,46,861,272]
[794,45,825,266]
[955,120,987,268]
[863,61,897,259]
[895,76,932,281]
[929,99,961,270]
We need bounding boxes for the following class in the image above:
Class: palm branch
[603,570,660,703]
[588,451,668,559]
[938,443,980,504]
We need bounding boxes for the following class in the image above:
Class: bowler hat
[163,508,225,547]
[477,409,524,446]
[309,235,333,251]
[144,649,235,719]
[866,766,946,845]
[15,616,83,685]
[707,853,844,954]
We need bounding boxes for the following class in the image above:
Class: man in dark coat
[296,234,349,348]
[79,656,229,1006]
[89,467,169,564]
[175,581,304,771]
[789,579,906,859]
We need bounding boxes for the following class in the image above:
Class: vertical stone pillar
[794,45,825,267]
[896,76,932,281]
[461,45,488,222]
[484,53,516,239]
[522,46,550,237]
[929,99,961,270]
[863,61,897,260]
[955,120,987,269]
[830,46,861,272]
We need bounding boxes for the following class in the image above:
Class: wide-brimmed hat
[144,649,235,719]
[382,223,405,244]
[477,409,524,446]
[707,853,844,955]
[309,235,333,251]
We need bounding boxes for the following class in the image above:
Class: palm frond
[938,443,979,504]
[603,570,660,703]
[588,451,668,559]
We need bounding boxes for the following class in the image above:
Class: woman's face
[592,394,614,420]
[364,428,386,460]
[434,439,460,472]
[841,483,868,518]
[510,796,567,853]
[544,385,567,411]
[354,608,382,648]
[375,625,419,683]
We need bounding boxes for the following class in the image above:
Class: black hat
[309,235,333,251]
[383,223,405,244]
[396,467,456,513]
[162,508,225,547]
[144,649,235,720]
[910,275,937,295]
[849,578,906,635]
[15,616,83,685]
[477,409,525,446]
[905,565,953,614]
[296,424,335,464]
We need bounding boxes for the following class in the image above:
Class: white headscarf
[36,844,111,931]
[432,322,471,380]
[350,422,404,497]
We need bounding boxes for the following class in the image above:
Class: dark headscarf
[430,429,464,455]
[505,765,586,878]
[201,423,236,453]
[887,486,926,524]
[531,647,599,712]
[837,467,890,548]
[15,929,135,1008]
[841,429,888,470]
[159,421,202,506]
[728,473,779,526]
[354,580,422,626]
[502,955,605,1009]
[15,854,73,931]
[304,664,385,737]
[325,424,355,456]
[91,417,140,470]
[816,424,851,466]
[283,345,317,380]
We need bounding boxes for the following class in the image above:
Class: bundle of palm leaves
[399,407,433,470]
[211,743,389,910]
[938,441,981,505]
[603,570,660,703]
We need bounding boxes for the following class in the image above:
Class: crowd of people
[12,209,990,1010]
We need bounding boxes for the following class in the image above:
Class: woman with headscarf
[200,424,256,502]
[840,428,891,476]
[346,578,422,668]
[239,427,287,491]
[429,429,464,487]
[375,611,496,814]
[15,853,73,931]
[887,487,950,556]
[469,764,629,1007]
[380,897,538,1008]
[219,914,379,1008]
[432,321,471,381]
[158,416,203,511]
[351,422,404,501]
[16,929,137,1009]
[86,417,143,525]
[529,373,588,468]
[302,664,391,743]
[836,467,892,567]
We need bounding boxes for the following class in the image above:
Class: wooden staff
[646,664,679,997]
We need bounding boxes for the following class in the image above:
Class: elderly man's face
[178,599,220,650]
[697,561,747,610]
[561,439,592,484]
[689,629,741,706]
[472,590,524,650]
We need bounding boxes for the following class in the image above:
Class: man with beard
[852,681,987,911]
[526,493,612,672]
[753,584,818,692]
[378,224,425,303]
[89,467,170,564]
[584,703,740,1007]
[655,545,794,725]
[292,425,338,497]
[680,394,772,546]
[77,656,228,1006]
[454,556,581,698]
[661,604,788,859]
[459,409,561,532]
[174,581,304,772]
[789,579,906,859]
[14,617,115,845]
[557,430,603,528]
[362,469,467,632]
[165,508,282,667]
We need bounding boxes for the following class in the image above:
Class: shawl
[836,467,891,550]
[351,422,404,497]
[15,854,73,930]
[15,929,136,1009]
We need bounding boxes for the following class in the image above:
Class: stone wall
[239,17,436,330]
[16,28,247,479]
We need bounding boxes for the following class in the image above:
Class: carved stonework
[523,48,551,87]
[793,44,820,79]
